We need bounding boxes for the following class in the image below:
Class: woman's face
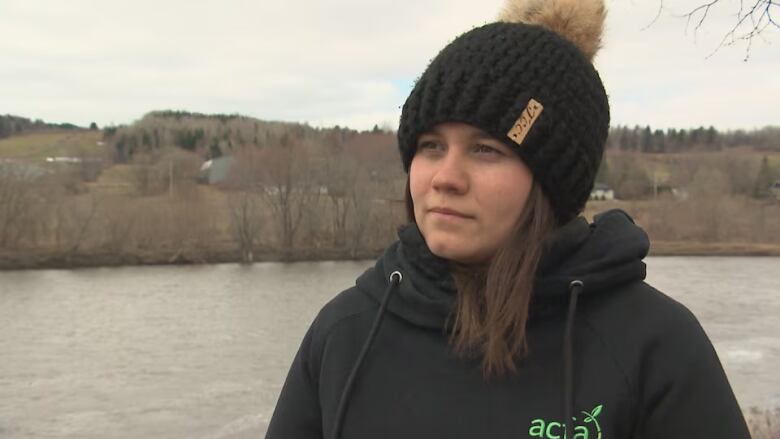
[410,122,533,264]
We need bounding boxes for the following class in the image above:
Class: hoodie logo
[528,404,603,439]
[507,98,543,146]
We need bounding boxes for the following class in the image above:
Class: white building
[590,182,614,201]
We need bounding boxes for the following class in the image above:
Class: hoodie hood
[355,209,649,330]
[269,208,750,439]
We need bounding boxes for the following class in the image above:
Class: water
[0,257,777,438]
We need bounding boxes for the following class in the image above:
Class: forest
[0,111,778,269]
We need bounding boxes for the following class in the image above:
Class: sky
[0,0,777,131]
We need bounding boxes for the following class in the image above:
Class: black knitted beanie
[398,0,610,224]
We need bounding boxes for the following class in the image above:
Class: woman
[266,0,751,437]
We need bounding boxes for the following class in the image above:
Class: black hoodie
[266,209,750,439]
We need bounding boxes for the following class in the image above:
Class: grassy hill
[0,130,105,161]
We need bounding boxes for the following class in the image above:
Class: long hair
[404,179,559,379]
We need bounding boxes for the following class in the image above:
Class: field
[0,130,105,160]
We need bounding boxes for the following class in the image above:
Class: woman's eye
[418,140,442,151]
[474,144,501,155]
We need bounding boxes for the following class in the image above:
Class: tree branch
[642,0,666,31]
[666,0,779,59]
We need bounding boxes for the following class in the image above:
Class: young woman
[266,0,751,437]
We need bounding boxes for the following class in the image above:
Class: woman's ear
[404,177,416,223]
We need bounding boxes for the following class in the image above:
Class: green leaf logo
[581,404,604,439]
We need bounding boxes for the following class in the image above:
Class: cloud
[0,0,777,130]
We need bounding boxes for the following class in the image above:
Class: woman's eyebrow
[423,128,494,140]
[473,134,498,142]
[417,133,441,142]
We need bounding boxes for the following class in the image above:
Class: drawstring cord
[564,279,583,439]
[331,270,402,439]
[330,272,581,438]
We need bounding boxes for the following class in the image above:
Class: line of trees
[103,111,364,164]
[106,118,780,165]
[6,111,778,159]
[606,125,780,153]
[1,111,778,267]
[0,114,85,139]
[222,131,402,261]
[596,152,778,200]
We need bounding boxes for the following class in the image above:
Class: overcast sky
[1,0,777,131]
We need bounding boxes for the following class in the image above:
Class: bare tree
[347,169,376,257]
[166,199,218,262]
[689,167,731,240]
[322,150,360,247]
[648,0,778,59]
[227,191,263,262]
[51,193,99,258]
[225,148,266,262]
[606,154,654,200]
[129,152,164,196]
[0,164,41,248]
[255,139,313,250]
[99,197,137,255]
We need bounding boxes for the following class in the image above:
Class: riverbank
[650,241,780,257]
[746,406,780,439]
[0,246,385,270]
[3,240,780,270]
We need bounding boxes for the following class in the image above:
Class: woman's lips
[429,207,473,219]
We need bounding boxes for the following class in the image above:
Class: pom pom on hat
[497,0,606,61]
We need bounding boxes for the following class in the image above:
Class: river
[0,257,777,438]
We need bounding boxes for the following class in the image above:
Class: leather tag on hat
[507,98,543,146]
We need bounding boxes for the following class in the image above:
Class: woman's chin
[426,239,486,264]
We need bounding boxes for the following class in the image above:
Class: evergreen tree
[653,129,666,153]
[641,126,653,153]
[753,156,775,198]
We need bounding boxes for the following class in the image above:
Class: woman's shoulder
[308,285,378,343]
[584,280,704,336]
[582,282,748,437]
[581,281,721,378]
[580,281,718,368]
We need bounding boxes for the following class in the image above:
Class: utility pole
[168,160,174,198]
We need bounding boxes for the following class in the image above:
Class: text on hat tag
[507,98,544,146]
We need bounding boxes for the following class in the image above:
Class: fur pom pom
[497,0,606,61]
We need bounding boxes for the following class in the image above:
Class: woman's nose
[431,151,468,194]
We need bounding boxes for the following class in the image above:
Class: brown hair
[404,179,558,379]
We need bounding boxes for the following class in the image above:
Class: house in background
[197,156,235,185]
[590,182,614,201]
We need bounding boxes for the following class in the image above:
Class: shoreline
[649,241,780,257]
[0,247,384,271]
[2,241,780,271]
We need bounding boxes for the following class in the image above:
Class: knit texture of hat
[398,2,610,224]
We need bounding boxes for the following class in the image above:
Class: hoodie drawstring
[564,279,583,439]
[331,270,402,439]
